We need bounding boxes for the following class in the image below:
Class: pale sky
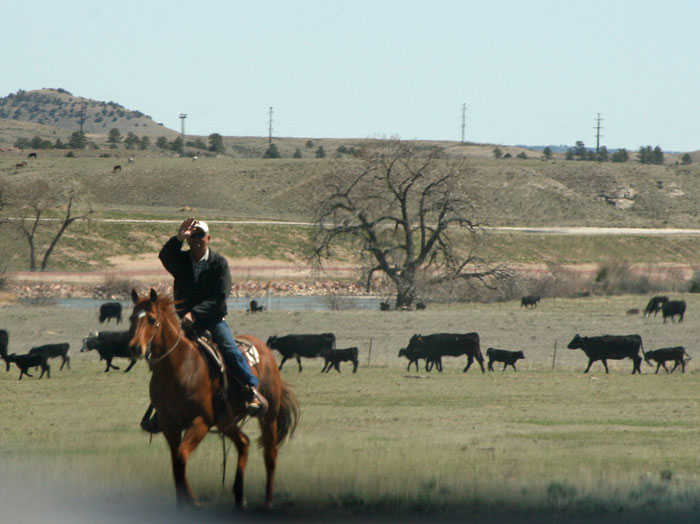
[3,0,700,151]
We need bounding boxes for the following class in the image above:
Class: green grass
[3,298,700,519]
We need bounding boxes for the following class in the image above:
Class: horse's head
[129,288,163,360]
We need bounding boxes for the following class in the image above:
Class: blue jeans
[205,319,259,388]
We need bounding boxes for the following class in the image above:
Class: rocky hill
[0,88,177,137]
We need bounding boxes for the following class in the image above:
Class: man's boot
[246,385,268,417]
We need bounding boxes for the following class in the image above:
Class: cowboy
[140,218,267,433]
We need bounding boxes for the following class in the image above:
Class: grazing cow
[415,301,426,310]
[0,329,9,371]
[6,353,50,380]
[28,152,37,159]
[80,330,136,372]
[29,343,70,370]
[521,295,540,308]
[644,346,691,374]
[15,161,27,168]
[247,299,264,313]
[486,348,525,371]
[266,333,336,372]
[99,302,123,324]
[379,301,391,311]
[398,345,427,372]
[112,165,122,173]
[567,334,644,374]
[662,300,686,323]
[644,296,669,318]
[320,347,359,373]
[406,333,484,373]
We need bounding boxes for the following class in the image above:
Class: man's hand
[182,311,195,328]
[177,218,197,241]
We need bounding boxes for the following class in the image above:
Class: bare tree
[312,141,510,307]
[6,179,93,271]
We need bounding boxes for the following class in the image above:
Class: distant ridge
[0,88,178,136]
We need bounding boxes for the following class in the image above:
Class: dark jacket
[159,236,231,325]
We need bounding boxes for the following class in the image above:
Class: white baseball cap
[192,220,209,234]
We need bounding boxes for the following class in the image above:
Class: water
[22,295,383,312]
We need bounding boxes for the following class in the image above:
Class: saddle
[191,331,260,415]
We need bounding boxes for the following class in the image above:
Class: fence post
[551,339,557,371]
[367,338,373,367]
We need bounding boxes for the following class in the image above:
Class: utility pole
[461,103,467,144]
[268,106,274,144]
[79,99,87,134]
[594,113,603,154]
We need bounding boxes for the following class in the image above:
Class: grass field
[2,295,700,521]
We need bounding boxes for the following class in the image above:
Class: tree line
[493,142,692,165]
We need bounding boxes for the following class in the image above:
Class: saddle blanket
[235,337,260,367]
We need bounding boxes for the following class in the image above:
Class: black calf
[321,347,359,373]
[7,353,50,380]
[486,348,525,371]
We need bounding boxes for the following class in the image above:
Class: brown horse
[128,288,299,508]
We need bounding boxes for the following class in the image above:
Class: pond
[20,296,383,312]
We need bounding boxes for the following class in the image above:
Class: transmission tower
[179,113,187,141]
[268,106,274,144]
[461,103,467,143]
[594,113,604,153]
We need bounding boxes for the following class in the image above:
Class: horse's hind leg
[220,427,250,507]
[164,418,210,508]
[259,419,279,507]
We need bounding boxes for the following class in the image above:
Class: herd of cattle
[0,295,692,380]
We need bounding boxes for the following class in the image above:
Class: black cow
[266,333,336,372]
[486,348,525,371]
[99,302,123,324]
[320,347,359,373]
[28,152,37,159]
[247,300,264,313]
[662,300,686,324]
[415,301,426,310]
[406,333,484,373]
[644,296,669,318]
[81,331,136,372]
[0,329,8,371]
[644,346,691,374]
[6,353,50,380]
[29,343,70,370]
[379,301,391,311]
[521,295,540,308]
[567,334,643,374]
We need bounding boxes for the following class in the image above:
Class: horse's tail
[275,379,300,446]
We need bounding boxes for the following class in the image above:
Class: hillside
[0,88,178,144]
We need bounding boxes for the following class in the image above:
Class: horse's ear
[131,289,139,304]
[149,288,158,302]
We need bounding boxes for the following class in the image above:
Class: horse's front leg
[163,417,210,508]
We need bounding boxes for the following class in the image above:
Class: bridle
[137,307,183,366]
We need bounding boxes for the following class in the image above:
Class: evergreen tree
[208,133,225,153]
[69,131,87,149]
[263,143,281,158]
